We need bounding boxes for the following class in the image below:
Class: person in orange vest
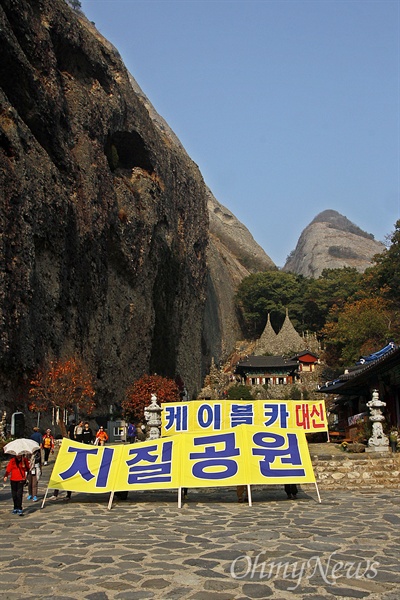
[42,429,54,465]
[95,426,109,446]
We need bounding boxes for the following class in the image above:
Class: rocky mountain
[0,0,273,414]
[0,0,211,410]
[283,210,385,278]
[206,190,275,361]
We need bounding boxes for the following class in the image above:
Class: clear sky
[80,0,399,267]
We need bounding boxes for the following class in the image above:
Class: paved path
[1,454,400,600]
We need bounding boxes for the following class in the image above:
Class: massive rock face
[0,0,274,414]
[283,210,385,278]
[205,191,275,361]
[0,0,210,409]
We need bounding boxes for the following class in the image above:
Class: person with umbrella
[2,439,36,516]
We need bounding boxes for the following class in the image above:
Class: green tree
[302,267,364,332]
[322,297,395,366]
[227,385,253,400]
[362,220,400,307]
[235,271,305,337]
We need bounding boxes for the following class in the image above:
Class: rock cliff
[205,191,275,361]
[0,0,274,414]
[0,0,211,409]
[283,210,385,278]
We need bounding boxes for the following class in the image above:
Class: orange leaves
[28,356,96,416]
[122,374,180,421]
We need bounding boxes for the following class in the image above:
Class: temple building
[234,355,299,387]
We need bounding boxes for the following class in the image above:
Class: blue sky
[81,0,399,267]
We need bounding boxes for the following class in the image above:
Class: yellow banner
[161,399,327,436]
[49,427,315,494]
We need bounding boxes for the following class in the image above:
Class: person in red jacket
[3,455,30,515]
[42,429,54,465]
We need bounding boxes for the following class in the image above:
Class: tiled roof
[318,343,399,395]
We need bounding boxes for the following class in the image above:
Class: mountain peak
[310,210,375,241]
[283,210,385,278]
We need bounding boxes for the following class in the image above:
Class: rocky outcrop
[0,0,276,416]
[205,191,275,362]
[0,0,210,409]
[283,210,385,278]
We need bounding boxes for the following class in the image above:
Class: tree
[362,220,400,307]
[28,356,96,437]
[302,267,364,332]
[122,374,181,422]
[235,270,305,337]
[65,0,82,10]
[322,298,396,367]
[226,385,253,400]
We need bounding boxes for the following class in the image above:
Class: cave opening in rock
[105,131,154,173]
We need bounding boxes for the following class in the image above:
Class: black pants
[44,448,51,462]
[284,484,298,497]
[10,480,25,510]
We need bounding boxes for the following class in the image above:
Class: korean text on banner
[48,426,315,494]
[161,399,327,436]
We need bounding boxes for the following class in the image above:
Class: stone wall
[310,452,400,489]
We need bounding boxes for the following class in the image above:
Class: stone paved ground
[1,450,400,600]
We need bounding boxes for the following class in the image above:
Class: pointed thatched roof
[273,309,304,355]
[254,313,277,355]
[254,309,312,356]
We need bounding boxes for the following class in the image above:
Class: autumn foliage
[122,374,180,421]
[28,356,96,436]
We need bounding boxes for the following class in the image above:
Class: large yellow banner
[49,426,315,494]
[161,399,327,436]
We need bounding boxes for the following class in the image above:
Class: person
[95,426,109,446]
[136,423,146,441]
[42,429,54,465]
[74,420,84,442]
[3,454,30,515]
[82,422,93,444]
[31,426,42,445]
[127,422,136,444]
[284,484,298,500]
[236,485,248,503]
[27,449,41,502]
[50,489,72,501]
[68,420,76,441]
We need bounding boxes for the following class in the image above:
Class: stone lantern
[366,389,389,453]
[144,393,162,440]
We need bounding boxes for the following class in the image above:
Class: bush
[226,385,253,400]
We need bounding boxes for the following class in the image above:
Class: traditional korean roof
[235,355,299,373]
[318,342,399,395]
[290,350,319,361]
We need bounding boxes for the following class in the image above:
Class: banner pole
[247,484,252,507]
[41,487,50,509]
[108,491,115,510]
[178,487,182,509]
[314,481,322,503]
